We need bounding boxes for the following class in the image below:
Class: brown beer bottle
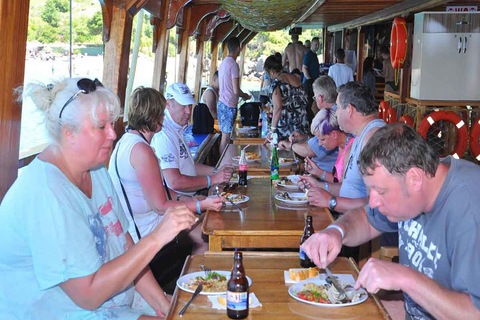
[227,252,249,319]
[300,216,315,268]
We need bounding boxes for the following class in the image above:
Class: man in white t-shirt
[328,48,354,88]
[151,83,233,196]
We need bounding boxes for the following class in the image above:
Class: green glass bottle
[271,143,279,182]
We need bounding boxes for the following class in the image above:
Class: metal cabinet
[410,12,480,100]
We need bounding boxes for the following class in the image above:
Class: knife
[178,283,203,317]
[325,267,347,300]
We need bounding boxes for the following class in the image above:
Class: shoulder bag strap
[114,141,142,240]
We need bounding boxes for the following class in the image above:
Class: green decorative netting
[219,0,313,31]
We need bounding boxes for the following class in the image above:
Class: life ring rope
[417,111,468,159]
[469,118,480,162]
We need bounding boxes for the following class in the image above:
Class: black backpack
[192,103,214,134]
[240,102,261,127]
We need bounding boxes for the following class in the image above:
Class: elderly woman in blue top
[0,78,196,319]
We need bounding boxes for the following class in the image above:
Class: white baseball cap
[165,83,196,106]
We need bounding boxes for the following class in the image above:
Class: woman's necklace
[126,125,148,143]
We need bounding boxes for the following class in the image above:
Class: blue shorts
[217,100,237,133]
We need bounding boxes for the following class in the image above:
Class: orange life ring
[379,101,390,122]
[390,17,408,69]
[399,115,414,127]
[385,107,397,124]
[469,117,480,162]
[417,111,468,159]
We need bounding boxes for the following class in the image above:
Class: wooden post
[177,7,191,83]
[210,38,219,83]
[238,45,247,88]
[194,20,206,103]
[356,27,365,82]
[152,0,171,93]
[221,41,228,59]
[0,0,30,201]
[322,27,327,63]
[103,6,133,108]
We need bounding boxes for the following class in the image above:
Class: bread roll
[289,268,308,281]
[308,267,319,278]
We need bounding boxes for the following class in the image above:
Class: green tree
[53,0,69,13]
[41,0,60,28]
[88,10,103,36]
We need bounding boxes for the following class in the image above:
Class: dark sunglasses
[59,78,103,119]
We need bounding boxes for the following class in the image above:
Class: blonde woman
[0,78,196,318]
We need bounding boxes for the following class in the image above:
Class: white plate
[279,158,299,167]
[276,175,300,190]
[232,155,261,162]
[223,195,249,205]
[288,276,368,307]
[275,192,307,205]
[177,270,252,295]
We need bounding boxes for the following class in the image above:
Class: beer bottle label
[226,291,248,310]
[299,248,306,260]
[239,164,247,171]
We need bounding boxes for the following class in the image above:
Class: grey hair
[337,81,377,116]
[17,78,121,144]
[312,76,337,104]
[359,123,439,178]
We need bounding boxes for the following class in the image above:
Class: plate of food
[276,175,300,190]
[232,152,262,162]
[220,192,249,205]
[177,270,252,295]
[275,192,308,205]
[288,275,368,307]
[279,157,299,166]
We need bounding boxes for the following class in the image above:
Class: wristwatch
[329,196,337,210]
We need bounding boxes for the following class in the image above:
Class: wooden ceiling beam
[187,4,221,36]
[327,0,450,31]
[99,0,113,42]
[168,0,192,29]
[126,0,150,15]
[210,20,235,42]
[292,0,327,25]
[205,11,231,40]
[143,0,162,18]
[241,31,257,47]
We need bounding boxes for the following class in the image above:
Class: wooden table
[165,252,390,319]
[231,124,267,145]
[203,178,334,252]
[218,144,299,177]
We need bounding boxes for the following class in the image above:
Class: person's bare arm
[130,143,202,213]
[127,235,169,317]
[271,87,282,129]
[203,90,217,119]
[302,64,311,80]
[356,259,480,320]
[232,77,250,100]
[59,207,195,310]
[301,207,381,268]
[194,162,215,175]
[307,187,368,213]
[292,142,316,158]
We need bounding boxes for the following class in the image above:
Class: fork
[200,265,211,278]
[215,185,244,214]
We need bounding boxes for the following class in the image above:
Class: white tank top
[200,86,218,104]
[109,132,163,242]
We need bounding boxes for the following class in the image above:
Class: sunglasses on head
[58,78,103,119]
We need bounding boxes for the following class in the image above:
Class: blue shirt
[0,159,143,319]
[308,137,338,172]
[302,49,320,83]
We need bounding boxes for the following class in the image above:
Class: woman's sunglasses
[58,78,103,119]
